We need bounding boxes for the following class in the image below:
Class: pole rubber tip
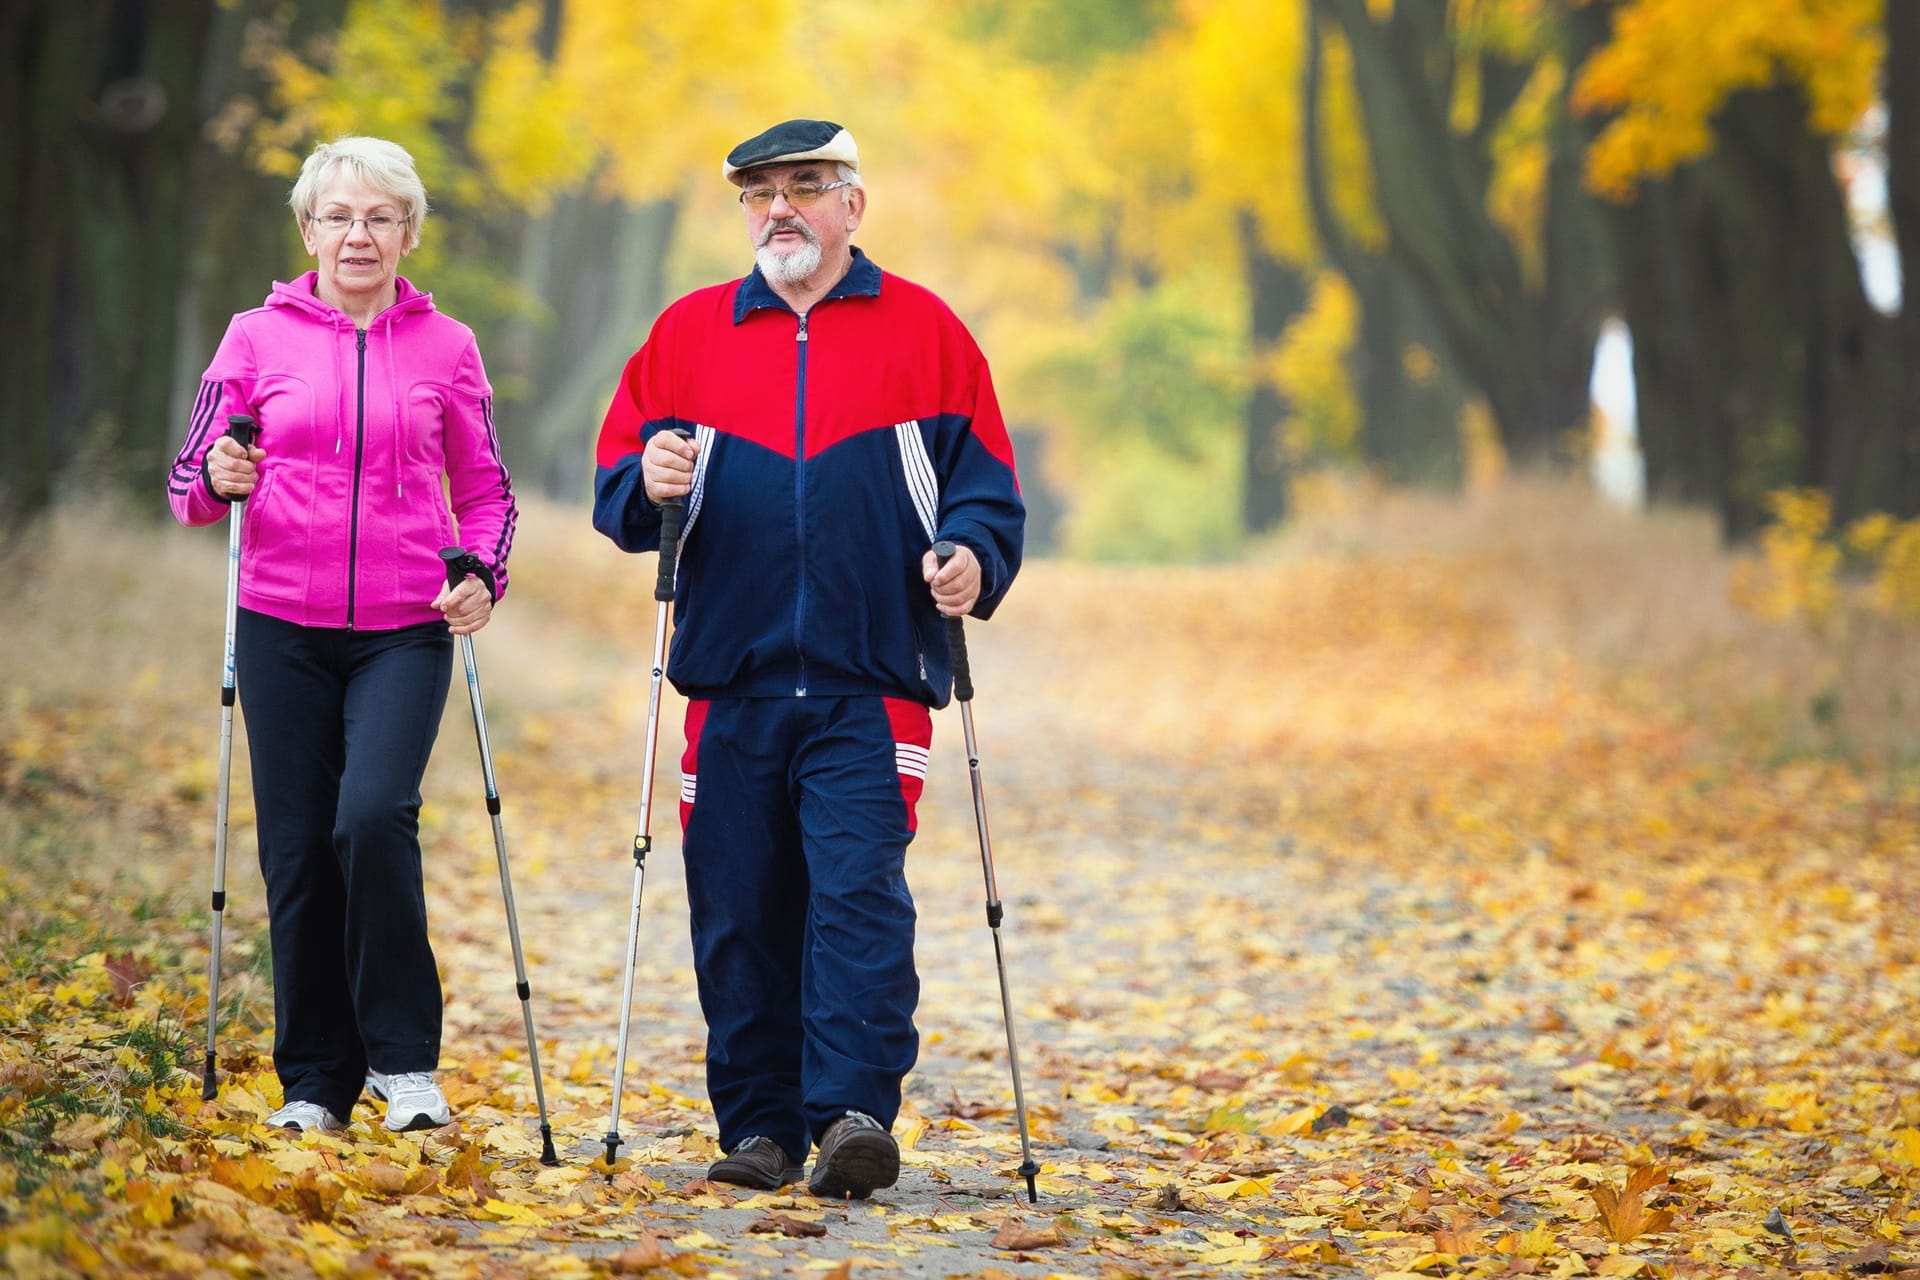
[600,1133,622,1180]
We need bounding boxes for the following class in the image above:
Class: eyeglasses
[738,181,852,211]
[308,213,410,236]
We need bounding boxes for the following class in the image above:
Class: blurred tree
[877,0,1284,539]
[1179,0,1315,532]
[1302,14,1467,487]
[1012,283,1247,559]
[1892,0,1920,516]
[2,1,364,527]
[3,1,250,524]
[956,0,1323,534]
[956,0,1490,534]
[956,0,1173,68]
[1572,0,1916,533]
[1308,0,1612,473]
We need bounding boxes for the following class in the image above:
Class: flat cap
[723,119,859,182]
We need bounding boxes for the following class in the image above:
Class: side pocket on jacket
[241,468,275,558]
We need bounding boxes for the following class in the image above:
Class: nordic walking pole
[440,548,561,1167]
[202,413,259,1100]
[933,540,1040,1203]
[603,430,691,1173]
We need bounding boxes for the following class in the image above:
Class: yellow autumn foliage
[1732,488,1920,626]
[1184,0,1314,263]
[247,0,475,188]
[1486,59,1563,290]
[1733,489,1845,624]
[469,4,597,211]
[1313,24,1388,254]
[1846,512,1920,620]
[1271,269,1362,463]
[1572,0,1884,199]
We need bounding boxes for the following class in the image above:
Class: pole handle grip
[440,547,485,591]
[438,546,505,612]
[221,415,260,506]
[933,540,973,702]
[655,429,694,603]
[657,498,685,602]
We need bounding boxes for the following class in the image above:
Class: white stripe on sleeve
[894,420,939,543]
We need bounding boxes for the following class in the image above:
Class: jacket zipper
[347,327,368,628]
[793,312,809,696]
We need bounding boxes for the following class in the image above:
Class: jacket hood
[266,271,437,326]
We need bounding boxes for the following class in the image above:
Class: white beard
[757,237,823,284]
[756,218,824,284]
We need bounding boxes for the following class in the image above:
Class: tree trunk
[1883,0,1920,516]
[518,196,680,499]
[1240,212,1309,532]
[1607,175,1741,528]
[1302,8,1464,486]
[80,1,219,496]
[0,3,110,524]
[0,1,335,526]
[1311,0,1607,468]
[1604,84,1893,537]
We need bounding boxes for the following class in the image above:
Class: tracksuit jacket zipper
[793,312,810,696]
[347,327,367,628]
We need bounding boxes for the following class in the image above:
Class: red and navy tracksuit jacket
[590,249,1024,1152]
[591,248,1023,703]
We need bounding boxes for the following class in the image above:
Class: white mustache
[758,218,818,248]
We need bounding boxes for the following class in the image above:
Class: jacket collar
[267,272,436,327]
[733,246,881,324]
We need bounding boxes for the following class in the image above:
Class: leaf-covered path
[4,498,1918,1278]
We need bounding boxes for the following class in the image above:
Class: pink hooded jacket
[168,272,516,630]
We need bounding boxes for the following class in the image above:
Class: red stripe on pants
[680,698,711,831]
[883,696,931,832]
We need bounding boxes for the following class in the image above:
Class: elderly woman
[166,136,516,1133]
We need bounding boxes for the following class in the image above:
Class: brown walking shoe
[807,1111,899,1199]
[709,1135,804,1189]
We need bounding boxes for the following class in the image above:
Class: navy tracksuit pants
[679,695,932,1162]
[235,609,452,1120]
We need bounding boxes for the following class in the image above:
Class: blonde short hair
[288,136,429,253]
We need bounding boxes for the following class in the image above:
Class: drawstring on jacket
[333,315,349,455]
[171,269,516,631]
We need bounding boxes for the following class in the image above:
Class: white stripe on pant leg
[681,774,697,804]
[894,744,928,780]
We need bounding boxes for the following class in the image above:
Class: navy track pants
[679,695,932,1160]
[235,608,452,1119]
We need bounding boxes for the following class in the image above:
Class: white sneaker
[267,1100,345,1132]
[365,1070,451,1132]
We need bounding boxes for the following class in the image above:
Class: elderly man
[591,120,1025,1199]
